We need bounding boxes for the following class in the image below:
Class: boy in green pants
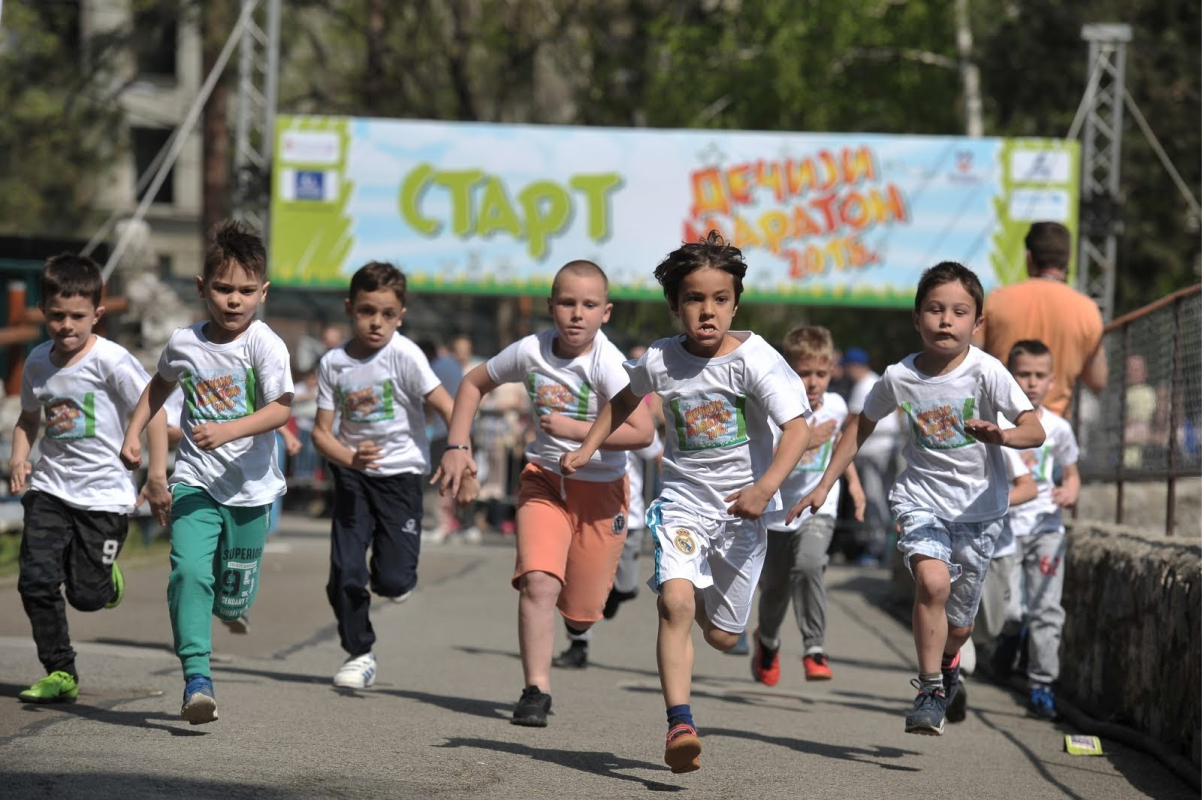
[123,221,294,725]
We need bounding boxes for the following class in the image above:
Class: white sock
[758,630,780,650]
[805,645,824,657]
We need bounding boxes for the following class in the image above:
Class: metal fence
[1073,283,1201,535]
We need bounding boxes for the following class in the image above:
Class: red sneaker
[803,652,833,681]
[750,628,781,687]
[664,722,701,773]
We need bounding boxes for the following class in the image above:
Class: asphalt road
[0,514,1192,799]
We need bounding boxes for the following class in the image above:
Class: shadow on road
[436,737,684,792]
[373,688,511,720]
[620,684,901,718]
[705,727,922,770]
[0,682,205,739]
[0,772,296,800]
[454,645,731,684]
[970,707,1088,800]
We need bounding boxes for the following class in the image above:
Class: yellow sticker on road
[1064,735,1104,756]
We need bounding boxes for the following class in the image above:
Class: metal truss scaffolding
[232,0,281,236]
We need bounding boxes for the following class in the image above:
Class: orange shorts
[513,463,629,624]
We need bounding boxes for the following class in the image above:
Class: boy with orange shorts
[435,260,654,727]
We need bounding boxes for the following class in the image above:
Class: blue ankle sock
[666,704,694,729]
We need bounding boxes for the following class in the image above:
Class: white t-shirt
[1009,408,1079,537]
[317,333,442,477]
[158,321,294,507]
[627,431,663,530]
[626,332,810,520]
[21,337,149,512]
[848,371,902,459]
[861,346,1034,523]
[992,447,1031,558]
[487,329,630,483]
[770,392,848,530]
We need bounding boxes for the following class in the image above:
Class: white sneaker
[461,525,483,544]
[388,590,412,604]
[333,652,377,689]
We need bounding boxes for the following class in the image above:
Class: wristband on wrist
[445,444,471,451]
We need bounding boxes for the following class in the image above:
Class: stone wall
[1060,523,1201,767]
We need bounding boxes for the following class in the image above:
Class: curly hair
[653,230,747,309]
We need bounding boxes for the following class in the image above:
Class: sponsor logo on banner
[295,170,326,201]
[281,130,340,164]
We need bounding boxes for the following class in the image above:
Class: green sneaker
[104,562,124,609]
[19,671,79,704]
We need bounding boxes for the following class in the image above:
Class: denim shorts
[896,510,1004,628]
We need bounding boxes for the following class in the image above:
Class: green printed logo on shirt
[184,369,257,421]
[1022,445,1052,481]
[672,393,749,451]
[794,437,833,473]
[337,381,395,423]
[526,373,591,420]
[45,393,95,439]
[902,397,976,450]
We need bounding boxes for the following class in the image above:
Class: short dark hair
[349,261,407,306]
[1008,339,1053,369]
[204,220,267,281]
[654,230,747,308]
[551,260,608,298]
[914,261,984,318]
[1025,222,1072,272]
[42,253,103,307]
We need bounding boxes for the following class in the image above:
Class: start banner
[269,116,1078,307]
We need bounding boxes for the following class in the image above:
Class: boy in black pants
[312,262,455,688]
[10,254,170,702]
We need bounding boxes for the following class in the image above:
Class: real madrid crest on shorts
[612,513,626,534]
[673,529,696,555]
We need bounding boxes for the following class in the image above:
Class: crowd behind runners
[11,219,1095,773]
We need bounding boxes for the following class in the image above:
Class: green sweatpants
[168,484,272,677]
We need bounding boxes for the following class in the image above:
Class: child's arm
[432,363,498,497]
[1010,471,1038,506]
[805,418,838,453]
[139,408,172,525]
[1052,462,1080,508]
[726,414,810,520]
[190,395,293,451]
[312,408,382,471]
[538,401,655,451]
[559,386,643,474]
[964,409,1045,449]
[790,414,876,523]
[425,384,455,430]
[844,457,867,522]
[8,409,40,494]
[122,373,177,468]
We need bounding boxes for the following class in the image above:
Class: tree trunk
[365,0,386,110]
[202,1,232,233]
[955,0,983,137]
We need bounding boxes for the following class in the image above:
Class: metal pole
[101,1,260,282]
[1167,298,1183,536]
[263,0,282,248]
[1116,324,1129,525]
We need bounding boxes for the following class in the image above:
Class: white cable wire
[1123,87,1202,217]
[100,1,260,282]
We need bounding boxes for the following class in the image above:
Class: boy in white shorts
[562,232,811,773]
[795,261,1044,736]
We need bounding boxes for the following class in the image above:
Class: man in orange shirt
[975,222,1108,417]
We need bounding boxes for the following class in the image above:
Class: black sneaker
[552,642,588,669]
[602,588,638,620]
[905,680,947,736]
[512,685,552,727]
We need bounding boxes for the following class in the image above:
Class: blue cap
[842,347,870,366]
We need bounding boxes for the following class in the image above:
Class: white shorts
[645,498,768,634]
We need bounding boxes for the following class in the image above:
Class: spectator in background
[843,347,901,565]
[1123,354,1158,469]
[828,348,854,401]
[976,222,1108,418]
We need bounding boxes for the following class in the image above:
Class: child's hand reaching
[539,412,587,441]
[350,440,383,471]
[191,422,234,451]
[138,475,172,526]
[119,434,142,470]
[559,448,592,476]
[725,484,771,520]
[849,482,867,522]
[788,486,829,524]
[964,419,1006,445]
[8,459,31,494]
[456,470,480,505]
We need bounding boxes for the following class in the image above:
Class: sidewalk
[0,513,1191,799]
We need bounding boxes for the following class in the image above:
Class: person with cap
[843,347,901,565]
[974,222,1107,418]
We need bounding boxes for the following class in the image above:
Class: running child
[122,220,294,725]
[752,326,865,687]
[561,232,811,773]
[312,262,455,688]
[11,254,171,704]
[1003,339,1080,721]
[795,261,1044,736]
[435,260,654,728]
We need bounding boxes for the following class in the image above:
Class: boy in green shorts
[123,221,294,725]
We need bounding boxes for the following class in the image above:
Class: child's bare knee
[519,571,561,604]
[912,559,951,604]
[657,587,695,624]
[705,627,741,652]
